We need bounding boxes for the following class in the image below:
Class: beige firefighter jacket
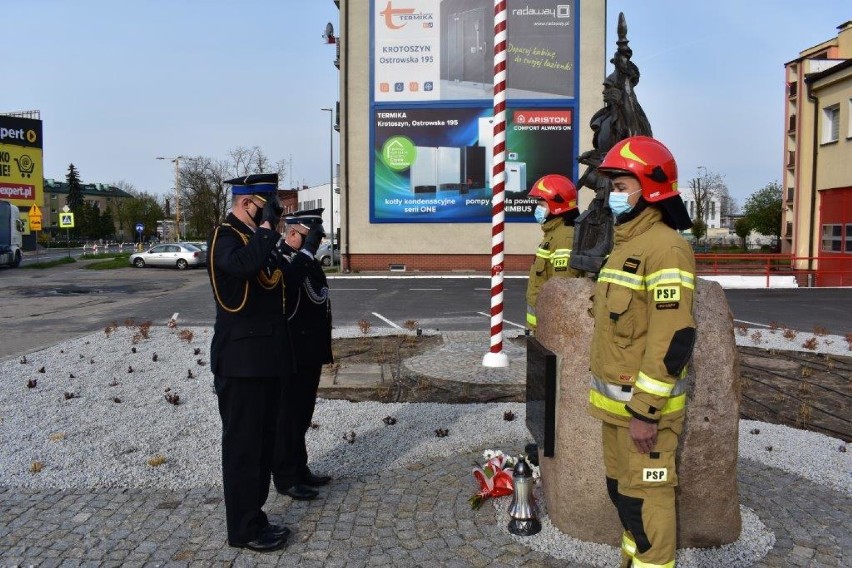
[588,207,696,429]
[525,217,583,329]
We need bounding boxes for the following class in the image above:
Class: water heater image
[437,146,462,191]
[506,161,527,193]
[478,117,494,188]
[411,146,437,193]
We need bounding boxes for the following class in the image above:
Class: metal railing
[694,253,852,287]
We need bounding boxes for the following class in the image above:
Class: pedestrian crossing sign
[59,212,75,228]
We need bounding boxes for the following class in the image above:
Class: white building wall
[683,196,722,229]
[297,176,340,241]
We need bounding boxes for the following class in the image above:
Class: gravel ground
[1,323,849,568]
[733,326,850,356]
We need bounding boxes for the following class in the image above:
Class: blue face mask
[608,192,636,217]
[534,204,549,224]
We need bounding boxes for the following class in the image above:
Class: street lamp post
[156,156,184,241]
[320,107,335,269]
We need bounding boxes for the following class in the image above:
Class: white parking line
[733,319,770,328]
[410,288,441,291]
[477,312,526,330]
[332,288,378,291]
[371,312,402,329]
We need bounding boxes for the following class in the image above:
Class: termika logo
[380,1,434,30]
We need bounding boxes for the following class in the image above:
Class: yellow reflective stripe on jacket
[589,386,686,417]
[646,268,695,290]
[599,268,645,290]
[526,304,537,327]
[622,533,637,557]
[536,248,552,259]
[591,377,633,402]
[635,372,676,397]
[632,557,675,568]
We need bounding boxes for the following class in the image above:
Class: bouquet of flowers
[468,450,515,510]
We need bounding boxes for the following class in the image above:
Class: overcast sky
[3,1,849,207]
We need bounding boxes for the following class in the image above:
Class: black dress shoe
[267,523,291,541]
[228,525,286,552]
[302,472,332,487]
[280,483,319,501]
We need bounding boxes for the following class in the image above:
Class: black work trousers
[273,364,322,490]
[215,374,282,544]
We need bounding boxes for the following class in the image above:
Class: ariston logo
[379,1,434,30]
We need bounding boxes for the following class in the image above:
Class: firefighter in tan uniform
[525,175,584,331]
[588,137,696,568]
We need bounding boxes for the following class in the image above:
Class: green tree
[742,181,782,244]
[691,218,707,245]
[65,164,84,236]
[65,164,84,210]
[734,217,751,250]
[100,206,115,239]
[80,202,100,239]
[123,191,164,242]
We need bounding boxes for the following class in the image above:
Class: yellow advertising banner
[0,115,44,209]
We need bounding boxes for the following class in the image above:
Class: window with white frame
[821,224,842,252]
[822,104,839,143]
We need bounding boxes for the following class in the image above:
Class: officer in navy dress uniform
[206,173,291,552]
[272,209,334,501]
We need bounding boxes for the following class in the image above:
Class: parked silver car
[129,243,205,270]
[316,242,340,267]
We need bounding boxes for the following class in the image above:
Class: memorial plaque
[526,337,558,457]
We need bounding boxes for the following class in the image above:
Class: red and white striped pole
[482,0,509,368]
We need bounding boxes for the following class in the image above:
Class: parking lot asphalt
[2,262,850,362]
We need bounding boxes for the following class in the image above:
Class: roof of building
[805,57,852,84]
[44,178,133,199]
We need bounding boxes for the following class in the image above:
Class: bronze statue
[577,13,652,194]
[571,13,652,273]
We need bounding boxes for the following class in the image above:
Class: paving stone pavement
[1,332,849,566]
[0,451,848,567]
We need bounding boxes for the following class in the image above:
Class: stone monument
[536,277,742,547]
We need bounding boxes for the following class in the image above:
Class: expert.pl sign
[0,115,43,208]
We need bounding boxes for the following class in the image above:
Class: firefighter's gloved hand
[261,198,284,228]
[302,224,325,256]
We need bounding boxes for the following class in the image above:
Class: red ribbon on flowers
[469,455,514,509]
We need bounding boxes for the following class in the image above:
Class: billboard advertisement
[0,115,44,208]
[372,107,574,222]
[374,0,576,102]
[371,0,578,223]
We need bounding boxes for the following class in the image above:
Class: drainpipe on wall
[806,79,819,274]
[342,0,350,272]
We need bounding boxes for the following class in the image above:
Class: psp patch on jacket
[653,286,681,302]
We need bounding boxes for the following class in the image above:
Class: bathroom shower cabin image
[440,0,492,98]
[440,0,576,100]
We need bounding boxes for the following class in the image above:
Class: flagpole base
[482,351,509,368]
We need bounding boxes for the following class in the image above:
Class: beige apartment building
[782,21,852,286]
[331,0,607,272]
[42,178,132,236]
